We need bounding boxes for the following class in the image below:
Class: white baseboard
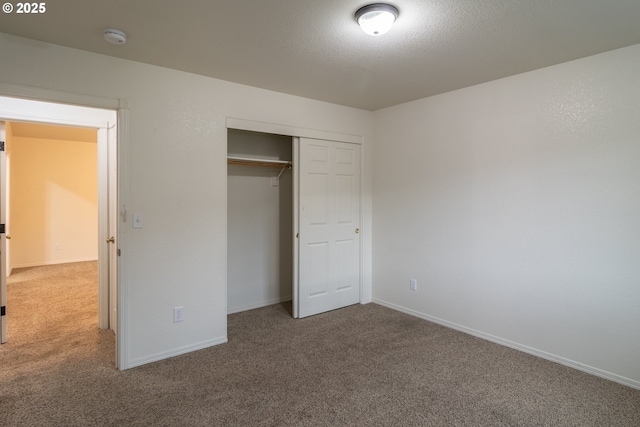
[228,296,292,315]
[373,298,640,390]
[12,258,98,270]
[125,336,228,370]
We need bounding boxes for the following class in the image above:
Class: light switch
[133,213,144,229]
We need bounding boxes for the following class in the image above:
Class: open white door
[107,123,118,332]
[98,122,118,332]
[298,138,361,318]
[0,122,7,343]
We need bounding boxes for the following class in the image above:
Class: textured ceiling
[1,0,640,110]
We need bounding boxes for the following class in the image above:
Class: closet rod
[227,156,292,169]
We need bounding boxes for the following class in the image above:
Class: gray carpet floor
[1,262,639,426]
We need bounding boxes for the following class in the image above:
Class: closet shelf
[227,156,292,169]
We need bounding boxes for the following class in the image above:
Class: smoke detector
[103,29,127,45]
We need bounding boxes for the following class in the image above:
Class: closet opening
[227,129,294,315]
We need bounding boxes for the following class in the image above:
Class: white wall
[0,33,373,368]
[227,130,292,313]
[372,44,640,388]
[10,135,98,268]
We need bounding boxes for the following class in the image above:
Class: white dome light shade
[355,3,399,36]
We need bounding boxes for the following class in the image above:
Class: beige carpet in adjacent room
[4,261,101,346]
[1,264,639,426]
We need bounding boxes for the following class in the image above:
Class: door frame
[225,118,364,319]
[0,122,7,343]
[0,83,129,369]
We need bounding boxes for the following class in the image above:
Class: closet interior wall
[227,129,293,314]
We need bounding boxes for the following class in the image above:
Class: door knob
[106,237,115,244]
[5,235,10,240]
[355,228,360,234]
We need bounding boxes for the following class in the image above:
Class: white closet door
[298,138,360,318]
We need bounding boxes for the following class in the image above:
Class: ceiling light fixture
[103,29,127,45]
[355,3,399,36]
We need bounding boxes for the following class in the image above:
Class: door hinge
[0,141,4,151]
[0,224,4,234]
[117,248,121,256]
[1,306,5,316]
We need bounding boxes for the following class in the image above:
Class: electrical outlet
[410,279,417,291]
[173,306,184,323]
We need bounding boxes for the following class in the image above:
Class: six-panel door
[298,138,360,318]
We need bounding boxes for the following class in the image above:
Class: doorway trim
[0,83,129,369]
